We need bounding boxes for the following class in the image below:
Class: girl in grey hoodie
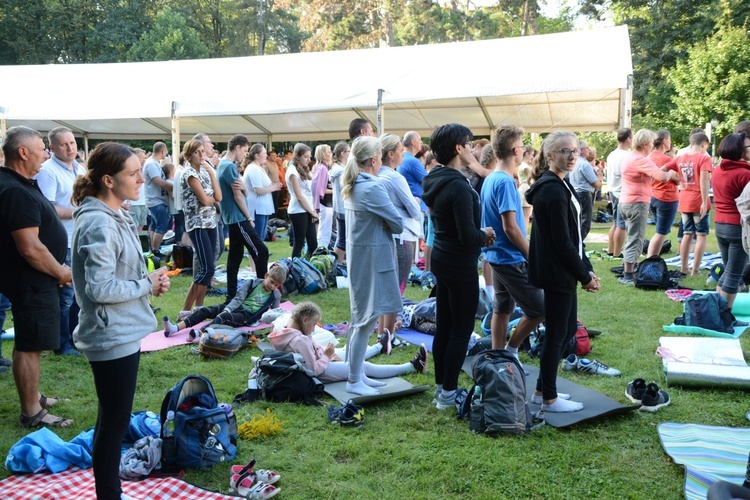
[72,143,169,500]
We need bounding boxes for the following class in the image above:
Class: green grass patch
[0,223,742,498]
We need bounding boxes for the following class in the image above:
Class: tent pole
[267,134,272,152]
[0,106,6,146]
[83,134,89,160]
[619,74,633,129]
[171,101,180,162]
[377,89,384,134]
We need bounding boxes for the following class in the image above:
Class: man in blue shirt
[398,131,426,212]
[569,141,602,240]
[216,134,269,302]
[480,125,544,357]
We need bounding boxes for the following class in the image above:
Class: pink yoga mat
[140,301,295,352]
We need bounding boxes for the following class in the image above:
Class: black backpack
[470,349,541,435]
[634,256,673,290]
[254,350,324,406]
[160,375,237,469]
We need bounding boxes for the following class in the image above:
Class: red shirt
[663,153,713,213]
[649,150,679,202]
[712,159,750,225]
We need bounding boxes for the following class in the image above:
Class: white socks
[542,398,583,413]
[163,318,178,337]
[361,373,386,387]
[531,393,570,405]
[486,285,494,296]
[346,381,380,396]
[505,344,518,354]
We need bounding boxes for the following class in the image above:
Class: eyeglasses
[553,148,581,156]
[513,145,525,153]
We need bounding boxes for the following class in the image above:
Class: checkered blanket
[0,467,237,499]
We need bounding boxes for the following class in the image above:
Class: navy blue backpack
[160,375,237,469]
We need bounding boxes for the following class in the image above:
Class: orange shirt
[649,150,679,202]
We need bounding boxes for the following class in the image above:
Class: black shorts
[11,285,61,352]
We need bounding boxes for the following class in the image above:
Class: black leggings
[536,289,577,400]
[90,351,140,500]
[184,304,254,329]
[289,212,318,258]
[227,220,269,300]
[431,259,478,392]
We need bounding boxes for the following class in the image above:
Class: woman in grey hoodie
[72,143,170,500]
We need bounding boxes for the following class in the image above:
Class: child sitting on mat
[269,301,428,385]
[163,267,286,339]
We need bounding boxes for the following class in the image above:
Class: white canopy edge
[0,25,632,142]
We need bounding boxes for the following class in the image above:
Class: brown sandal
[39,394,68,409]
[20,408,73,428]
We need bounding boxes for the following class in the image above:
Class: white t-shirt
[285,164,313,215]
[173,166,185,211]
[243,163,275,216]
[606,148,629,198]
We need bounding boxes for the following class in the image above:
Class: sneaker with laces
[177,310,192,322]
[639,382,670,412]
[618,275,634,285]
[576,358,621,376]
[411,343,429,374]
[561,354,579,372]
[433,390,458,410]
[378,329,392,355]
[626,378,647,403]
[327,402,364,427]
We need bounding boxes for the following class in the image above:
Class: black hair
[718,133,746,161]
[429,123,473,166]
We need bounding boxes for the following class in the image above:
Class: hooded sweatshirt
[525,170,592,294]
[268,326,340,382]
[712,159,750,225]
[421,165,485,267]
[72,196,154,361]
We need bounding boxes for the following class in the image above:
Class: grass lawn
[0,219,746,499]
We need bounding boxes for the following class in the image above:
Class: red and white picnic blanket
[0,467,238,499]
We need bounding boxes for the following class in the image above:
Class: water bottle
[472,386,482,405]
[163,410,175,438]
[220,403,238,441]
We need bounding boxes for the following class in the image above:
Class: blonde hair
[291,301,321,329]
[632,129,658,151]
[379,133,402,163]
[531,131,577,182]
[341,136,381,200]
[480,143,496,168]
[267,266,287,284]
[314,144,331,165]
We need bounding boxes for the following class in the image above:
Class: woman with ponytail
[341,136,404,396]
[71,142,170,499]
[525,131,600,413]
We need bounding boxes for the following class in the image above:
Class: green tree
[667,24,750,140]
[127,7,210,62]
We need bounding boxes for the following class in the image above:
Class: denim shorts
[611,194,626,230]
[681,212,710,235]
[148,203,171,234]
[651,198,679,235]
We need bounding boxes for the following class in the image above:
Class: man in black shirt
[0,126,73,428]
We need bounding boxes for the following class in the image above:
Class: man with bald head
[36,127,86,356]
[0,126,73,428]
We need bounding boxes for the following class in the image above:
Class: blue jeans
[254,214,269,245]
[0,292,10,330]
[57,248,76,353]
[651,197,679,235]
[716,223,748,295]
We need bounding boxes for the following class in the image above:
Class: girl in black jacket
[525,131,599,412]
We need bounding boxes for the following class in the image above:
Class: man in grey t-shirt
[143,142,170,256]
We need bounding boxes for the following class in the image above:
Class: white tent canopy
[0,25,632,144]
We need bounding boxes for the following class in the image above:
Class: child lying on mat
[163,267,287,339]
[269,302,428,393]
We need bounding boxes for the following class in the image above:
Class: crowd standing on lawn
[6,115,750,495]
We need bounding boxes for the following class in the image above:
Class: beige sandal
[20,408,73,428]
[39,394,69,409]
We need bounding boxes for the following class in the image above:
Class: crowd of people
[5,116,750,498]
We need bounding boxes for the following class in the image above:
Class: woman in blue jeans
[712,133,750,309]
[422,123,496,410]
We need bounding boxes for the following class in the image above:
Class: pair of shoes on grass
[626,378,670,412]
[562,354,621,376]
[229,459,281,499]
[327,402,364,427]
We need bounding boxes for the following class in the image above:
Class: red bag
[572,321,592,357]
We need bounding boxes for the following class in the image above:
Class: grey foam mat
[462,356,639,428]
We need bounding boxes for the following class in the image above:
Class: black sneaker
[327,402,364,427]
[411,343,429,374]
[0,356,12,368]
[625,378,647,404]
[378,329,392,355]
[639,382,670,412]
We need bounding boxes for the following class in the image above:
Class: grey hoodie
[72,196,154,361]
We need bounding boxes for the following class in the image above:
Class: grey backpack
[470,349,542,435]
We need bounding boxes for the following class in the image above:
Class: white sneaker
[562,354,579,372]
[577,358,621,376]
